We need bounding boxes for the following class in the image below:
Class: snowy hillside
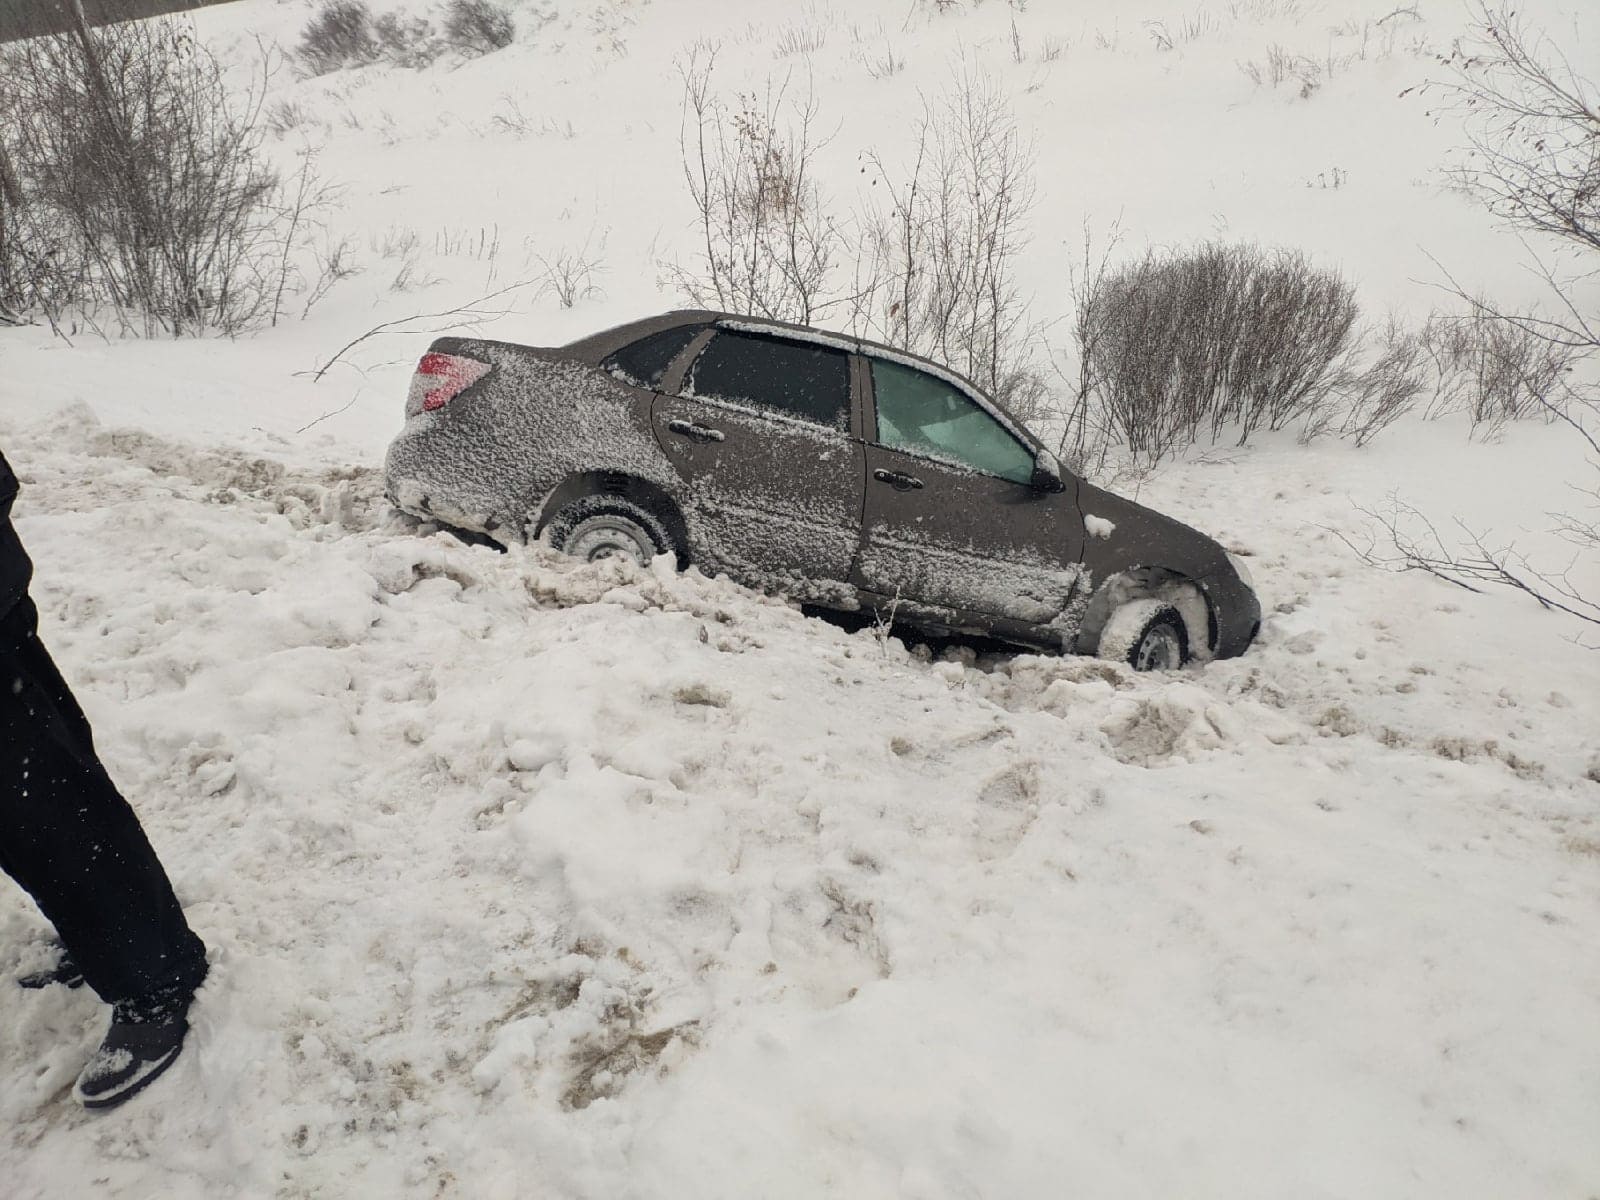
[3,0,1599,1197]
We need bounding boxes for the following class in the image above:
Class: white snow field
[3,0,1600,1196]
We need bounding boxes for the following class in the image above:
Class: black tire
[1100,600,1189,671]
[542,494,675,567]
[1130,608,1187,671]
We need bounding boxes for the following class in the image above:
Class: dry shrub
[298,0,378,75]
[374,12,439,69]
[442,0,514,56]
[1422,310,1575,434]
[1076,242,1359,463]
[299,0,509,76]
[1332,318,1429,447]
[1,18,330,335]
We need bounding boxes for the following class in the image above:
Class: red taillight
[413,352,490,413]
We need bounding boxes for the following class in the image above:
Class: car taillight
[411,351,491,413]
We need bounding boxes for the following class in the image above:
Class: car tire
[1099,599,1188,672]
[543,494,674,568]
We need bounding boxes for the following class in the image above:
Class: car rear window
[684,331,850,431]
[601,324,705,389]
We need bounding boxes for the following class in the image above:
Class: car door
[651,328,866,595]
[852,354,1086,628]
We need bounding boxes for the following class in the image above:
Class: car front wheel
[1099,599,1189,672]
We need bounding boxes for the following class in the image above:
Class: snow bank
[2,396,1597,1198]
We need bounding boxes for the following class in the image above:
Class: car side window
[601,324,705,389]
[683,331,850,432]
[868,358,1034,484]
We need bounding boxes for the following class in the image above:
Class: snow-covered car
[384,310,1260,669]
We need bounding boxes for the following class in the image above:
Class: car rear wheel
[1099,599,1189,672]
[544,495,674,568]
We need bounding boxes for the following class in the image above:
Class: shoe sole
[74,1044,183,1111]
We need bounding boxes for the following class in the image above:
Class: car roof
[563,310,1000,407]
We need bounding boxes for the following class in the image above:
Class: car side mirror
[1031,450,1068,493]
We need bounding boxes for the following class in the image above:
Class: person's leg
[0,596,207,1005]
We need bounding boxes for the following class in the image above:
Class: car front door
[652,329,866,597]
[852,355,1086,631]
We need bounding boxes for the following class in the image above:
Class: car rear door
[852,354,1085,628]
[651,328,866,594]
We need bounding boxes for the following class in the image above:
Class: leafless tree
[853,65,1048,420]
[669,43,843,326]
[1429,3,1599,258]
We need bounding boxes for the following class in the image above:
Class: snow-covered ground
[3,0,1599,1196]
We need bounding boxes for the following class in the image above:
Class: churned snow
[3,396,1597,1199]
[2,0,1599,1197]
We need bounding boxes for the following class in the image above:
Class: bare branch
[304,278,538,381]
[1335,498,1600,629]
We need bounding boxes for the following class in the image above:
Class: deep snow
[3,0,1599,1197]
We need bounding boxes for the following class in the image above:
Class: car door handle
[873,468,924,491]
[666,418,725,444]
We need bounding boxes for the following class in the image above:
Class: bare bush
[539,243,605,308]
[1146,10,1218,52]
[773,19,826,59]
[1333,318,1429,447]
[1422,308,1575,433]
[1238,43,1326,97]
[266,98,314,137]
[1,17,332,335]
[300,0,491,75]
[669,43,842,326]
[853,67,1048,421]
[1075,242,1359,464]
[855,39,905,79]
[298,0,377,76]
[301,233,361,319]
[374,11,439,69]
[1340,2,1600,632]
[489,94,573,138]
[1051,220,1127,476]
[442,0,514,57]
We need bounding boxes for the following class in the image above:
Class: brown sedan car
[384,310,1260,669]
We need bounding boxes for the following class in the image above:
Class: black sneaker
[18,947,85,991]
[73,985,197,1111]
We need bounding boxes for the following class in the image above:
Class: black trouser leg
[0,596,207,1004]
